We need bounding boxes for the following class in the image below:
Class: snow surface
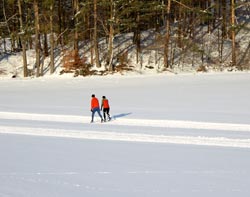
[0,73,250,197]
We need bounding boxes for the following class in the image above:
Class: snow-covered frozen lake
[0,73,250,197]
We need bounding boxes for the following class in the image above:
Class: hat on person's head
[102,96,106,99]
[92,94,95,97]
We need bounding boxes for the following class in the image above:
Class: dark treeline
[0,0,249,77]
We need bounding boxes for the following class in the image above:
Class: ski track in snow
[1,111,250,148]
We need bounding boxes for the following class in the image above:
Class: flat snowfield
[0,73,250,197]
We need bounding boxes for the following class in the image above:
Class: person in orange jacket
[90,94,104,123]
[101,96,111,122]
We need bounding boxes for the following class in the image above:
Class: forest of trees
[0,0,249,77]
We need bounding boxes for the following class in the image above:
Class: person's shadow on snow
[112,113,132,120]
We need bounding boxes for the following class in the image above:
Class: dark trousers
[103,108,111,121]
[91,107,103,122]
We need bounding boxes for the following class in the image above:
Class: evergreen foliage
[0,0,249,76]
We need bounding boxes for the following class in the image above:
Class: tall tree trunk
[50,1,55,74]
[208,0,212,33]
[231,0,236,67]
[73,0,79,52]
[34,0,41,77]
[17,0,28,77]
[107,0,114,71]
[94,0,101,67]
[222,0,227,38]
[135,12,141,66]
[43,33,49,57]
[164,0,171,68]
[57,0,61,45]
[177,1,182,48]
[2,0,11,51]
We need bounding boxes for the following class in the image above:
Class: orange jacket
[91,97,100,109]
[102,99,110,109]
